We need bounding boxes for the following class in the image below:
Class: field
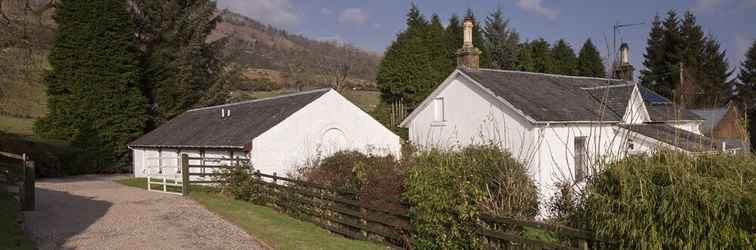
[0,116,36,136]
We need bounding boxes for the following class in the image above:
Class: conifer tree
[516,42,536,72]
[446,14,464,61]
[641,11,681,99]
[483,8,520,70]
[133,0,228,125]
[377,4,436,107]
[551,39,578,75]
[695,37,732,106]
[528,38,554,73]
[577,39,605,77]
[35,0,146,168]
[736,40,756,107]
[429,14,455,76]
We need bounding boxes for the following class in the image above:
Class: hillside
[0,4,382,135]
[214,10,382,90]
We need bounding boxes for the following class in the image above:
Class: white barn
[129,88,401,177]
[401,17,719,203]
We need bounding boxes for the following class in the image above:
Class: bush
[0,132,97,177]
[296,151,405,208]
[405,144,539,249]
[218,162,263,203]
[582,151,756,249]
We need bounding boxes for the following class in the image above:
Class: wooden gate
[0,151,35,210]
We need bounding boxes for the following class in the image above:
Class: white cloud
[320,8,333,15]
[217,0,299,28]
[693,0,756,14]
[516,0,558,19]
[337,8,369,25]
[734,32,753,66]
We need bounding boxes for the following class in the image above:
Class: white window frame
[433,97,445,123]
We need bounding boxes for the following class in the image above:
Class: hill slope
[0,5,381,134]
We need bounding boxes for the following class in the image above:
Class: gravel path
[22,175,266,250]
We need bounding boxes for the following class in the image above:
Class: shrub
[218,162,263,203]
[296,151,406,208]
[405,144,539,249]
[582,151,756,249]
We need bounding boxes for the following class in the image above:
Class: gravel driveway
[22,175,266,250]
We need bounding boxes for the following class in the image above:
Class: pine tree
[133,0,228,125]
[446,14,464,63]
[641,11,682,99]
[377,4,436,107]
[429,14,455,76]
[577,39,605,77]
[483,8,520,70]
[529,38,554,73]
[516,42,536,72]
[736,40,756,106]
[35,0,147,168]
[695,37,732,106]
[551,39,578,75]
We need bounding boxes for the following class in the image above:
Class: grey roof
[645,104,703,122]
[689,107,728,133]
[460,69,630,122]
[129,89,330,148]
[585,85,635,119]
[620,124,719,152]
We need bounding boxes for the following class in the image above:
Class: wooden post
[181,154,189,196]
[23,161,34,211]
[578,239,589,250]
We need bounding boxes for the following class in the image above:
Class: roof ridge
[188,88,332,112]
[581,83,636,90]
[476,68,632,83]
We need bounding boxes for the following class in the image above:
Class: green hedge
[405,144,538,249]
[583,151,756,249]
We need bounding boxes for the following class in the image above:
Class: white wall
[406,76,538,165]
[250,90,402,176]
[403,73,637,210]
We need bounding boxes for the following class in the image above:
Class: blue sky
[217,0,755,75]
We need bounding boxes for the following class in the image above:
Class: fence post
[23,161,34,211]
[181,154,189,196]
[578,239,589,250]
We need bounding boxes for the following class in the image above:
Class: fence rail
[0,151,35,211]
[176,154,611,249]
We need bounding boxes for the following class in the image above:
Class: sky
[216,0,756,76]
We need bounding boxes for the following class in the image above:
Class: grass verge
[0,190,35,249]
[116,178,387,250]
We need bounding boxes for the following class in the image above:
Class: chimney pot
[456,16,481,70]
[613,43,635,81]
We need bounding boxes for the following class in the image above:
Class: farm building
[401,17,723,202]
[128,88,401,177]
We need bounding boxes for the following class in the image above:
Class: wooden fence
[177,154,612,249]
[0,151,35,211]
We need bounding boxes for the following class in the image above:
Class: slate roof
[689,107,729,133]
[620,124,719,152]
[129,88,330,148]
[460,68,630,122]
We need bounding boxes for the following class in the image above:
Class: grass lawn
[116,178,387,250]
[0,190,35,250]
[0,116,36,136]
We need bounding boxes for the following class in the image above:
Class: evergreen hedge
[583,151,756,249]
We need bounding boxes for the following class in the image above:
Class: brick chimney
[456,16,481,70]
[613,43,635,81]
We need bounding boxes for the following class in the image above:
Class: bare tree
[319,44,368,91]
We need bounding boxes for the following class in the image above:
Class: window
[433,97,445,122]
[574,136,587,182]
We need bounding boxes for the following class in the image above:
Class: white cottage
[401,17,718,201]
[129,88,401,177]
